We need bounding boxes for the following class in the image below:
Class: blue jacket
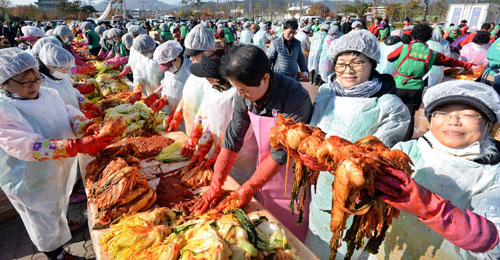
[267,36,308,79]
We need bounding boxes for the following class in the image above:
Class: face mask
[143,52,153,58]
[168,64,178,73]
[62,37,70,44]
[108,39,114,45]
[424,128,487,159]
[52,70,67,80]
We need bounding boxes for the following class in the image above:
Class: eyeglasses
[8,75,43,89]
[212,84,228,92]
[432,111,484,125]
[334,61,366,73]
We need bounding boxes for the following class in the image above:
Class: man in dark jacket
[3,21,18,47]
[341,16,352,35]
[267,19,308,80]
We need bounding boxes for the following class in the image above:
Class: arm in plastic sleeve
[112,65,132,79]
[375,166,499,253]
[231,154,281,207]
[370,94,411,147]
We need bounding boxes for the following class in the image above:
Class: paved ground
[0,81,320,260]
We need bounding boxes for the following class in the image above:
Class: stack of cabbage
[100,208,300,260]
[104,101,167,135]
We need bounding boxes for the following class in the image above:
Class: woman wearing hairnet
[239,21,254,45]
[426,29,451,87]
[376,29,403,75]
[30,37,62,59]
[112,26,147,81]
[318,25,342,84]
[51,25,85,66]
[295,24,311,56]
[252,23,274,52]
[177,46,258,185]
[0,48,114,260]
[308,23,329,86]
[144,40,191,115]
[193,45,312,241]
[303,30,411,259]
[130,34,163,99]
[359,81,500,259]
[81,22,101,56]
[39,44,102,118]
[16,26,46,49]
[103,28,129,68]
[165,24,215,134]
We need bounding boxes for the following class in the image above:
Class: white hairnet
[431,30,442,42]
[46,29,54,36]
[39,43,75,68]
[95,25,106,35]
[133,34,156,52]
[31,37,62,58]
[21,26,46,37]
[391,29,403,38]
[0,48,39,84]
[126,22,133,29]
[122,33,133,49]
[423,80,500,123]
[320,23,330,30]
[328,29,380,61]
[81,22,94,29]
[103,30,112,40]
[153,40,183,64]
[451,25,459,31]
[160,23,169,31]
[108,28,122,38]
[351,21,362,28]
[329,25,339,35]
[467,26,478,33]
[52,25,72,37]
[243,21,251,28]
[128,25,146,36]
[184,24,215,51]
[259,23,268,31]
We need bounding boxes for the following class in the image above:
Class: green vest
[113,42,129,57]
[379,27,389,41]
[223,27,234,43]
[394,42,437,90]
[160,31,174,41]
[86,29,101,50]
[180,25,188,38]
[449,31,462,41]
[312,24,320,32]
[491,25,500,39]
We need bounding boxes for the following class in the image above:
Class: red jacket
[387,44,473,69]
[368,24,380,37]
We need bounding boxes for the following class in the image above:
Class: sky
[14,0,184,6]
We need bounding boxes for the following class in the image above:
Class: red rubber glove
[75,83,95,94]
[112,65,131,79]
[165,106,183,132]
[230,155,281,208]
[129,92,142,105]
[194,147,238,214]
[151,97,168,113]
[181,124,203,158]
[204,145,221,167]
[144,93,160,107]
[189,138,213,167]
[66,136,116,156]
[375,166,499,252]
[105,57,128,69]
[82,102,103,118]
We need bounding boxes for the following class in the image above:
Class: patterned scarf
[330,77,382,98]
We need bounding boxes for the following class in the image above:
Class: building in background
[35,0,67,11]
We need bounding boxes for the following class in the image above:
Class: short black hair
[220,45,271,86]
[283,19,298,30]
[473,31,491,45]
[449,23,455,27]
[376,17,382,22]
[461,20,467,24]
[481,23,491,30]
[411,23,433,42]
[404,18,411,22]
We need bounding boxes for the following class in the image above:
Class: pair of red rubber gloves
[82,102,103,119]
[144,93,167,113]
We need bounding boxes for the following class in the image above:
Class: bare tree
[422,0,429,22]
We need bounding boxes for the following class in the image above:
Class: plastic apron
[369,138,500,260]
[0,88,78,252]
[377,42,403,75]
[133,54,164,96]
[248,111,309,242]
[41,74,80,109]
[182,75,208,135]
[460,42,491,67]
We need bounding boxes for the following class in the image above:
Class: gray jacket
[267,36,308,79]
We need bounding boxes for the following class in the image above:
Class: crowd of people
[0,15,500,260]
